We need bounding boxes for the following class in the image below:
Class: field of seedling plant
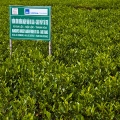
[0,0,120,119]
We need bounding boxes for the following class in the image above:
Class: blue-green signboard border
[9,5,51,41]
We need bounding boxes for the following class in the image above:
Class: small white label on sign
[12,8,18,15]
[24,8,48,15]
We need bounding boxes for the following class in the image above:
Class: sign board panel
[9,6,51,41]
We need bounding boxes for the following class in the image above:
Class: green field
[0,0,120,119]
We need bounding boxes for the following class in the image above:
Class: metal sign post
[49,41,52,55]
[10,39,12,57]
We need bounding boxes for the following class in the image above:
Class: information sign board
[9,6,51,41]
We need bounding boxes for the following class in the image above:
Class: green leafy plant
[0,0,120,119]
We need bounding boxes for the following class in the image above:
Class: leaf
[66,93,73,101]
[44,109,51,119]
[76,114,85,120]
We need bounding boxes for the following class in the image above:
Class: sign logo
[24,8,48,15]
[25,9,30,14]
[12,8,18,15]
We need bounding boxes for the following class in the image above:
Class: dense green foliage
[0,0,120,119]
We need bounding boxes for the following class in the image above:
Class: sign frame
[9,5,52,56]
